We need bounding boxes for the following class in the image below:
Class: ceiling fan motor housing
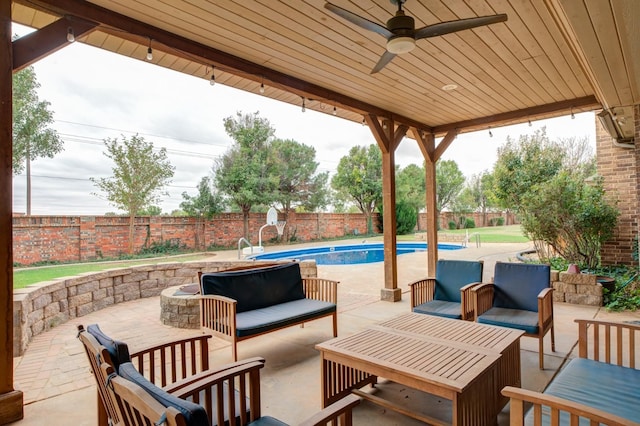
[387,13,415,34]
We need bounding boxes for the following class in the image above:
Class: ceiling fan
[325,0,508,74]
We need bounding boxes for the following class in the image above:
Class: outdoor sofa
[503,319,640,425]
[199,262,339,361]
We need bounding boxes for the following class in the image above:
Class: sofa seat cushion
[236,299,336,338]
[247,416,288,426]
[413,300,461,319]
[544,358,640,423]
[477,307,539,335]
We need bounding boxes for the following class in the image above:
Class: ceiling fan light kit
[387,36,415,54]
[325,1,507,73]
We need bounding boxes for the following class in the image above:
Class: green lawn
[438,225,530,243]
[13,254,211,289]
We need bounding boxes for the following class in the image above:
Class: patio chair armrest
[501,386,635,426]
[199,295,237,339]
[303,278,339,304]
[297,394,361,426]
[472,282,494,319]
[408,277,436,308]
[536,287,554,329]
[460,281,481,321]
[129,334,213,387]
[574,319,640,366]
[167,359,267,425]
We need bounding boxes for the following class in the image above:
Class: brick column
[79,216,96,262]
[597,107,640,265]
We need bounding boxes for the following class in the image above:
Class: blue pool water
[250,242,463,265]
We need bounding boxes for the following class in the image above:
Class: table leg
[320,356,377,407]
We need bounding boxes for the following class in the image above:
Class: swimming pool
[250,242,464,265]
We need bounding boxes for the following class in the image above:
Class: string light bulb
[259,81,265,94]
[489,127,493,138]
[301,97,306,113]
[571,107,575,119]
[209,66,216,86]
[362,117,366,126]
[66,27,75,43]
[528,119,532,127]
[333,105,337,116]
[146,38,153,61]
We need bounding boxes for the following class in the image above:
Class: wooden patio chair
[77,324,253,426]
[409,259,483,320]
[472,262,555,369]
[102,355,361,426]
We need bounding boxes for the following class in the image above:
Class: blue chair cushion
[544,358,640,423]
[493,262,550,312]
[477,307,539,335]
[434,260,483,303]
[87,324,131,371]
[235,299,336,338]
[118,362,210,426]
[413,300,462,319]
[201,263,305,313]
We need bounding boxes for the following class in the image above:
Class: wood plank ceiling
[10,0,639,140]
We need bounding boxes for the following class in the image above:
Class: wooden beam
[434,130,459,163]
[21,0,434,132]
[432,96,600,135]
[12,15,98,72]
[411,130,438,276]
[0,0,24,423]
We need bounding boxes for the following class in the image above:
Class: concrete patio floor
[11,241,640,425]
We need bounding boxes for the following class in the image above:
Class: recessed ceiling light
[442,84,458,91]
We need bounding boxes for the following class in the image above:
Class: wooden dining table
[316,313,524,425]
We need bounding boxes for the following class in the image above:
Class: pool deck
[11,240,640,425]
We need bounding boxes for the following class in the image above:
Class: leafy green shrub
[448,220,457,230]
[139,239,186,255]
[396,200,417,235]
[489,217,505,226]
[464,218,475,228]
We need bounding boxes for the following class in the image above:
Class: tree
[492,128,564,211]
[462,171,498,226]
[269,138,329,219]
[331,144,382,234]
[520,173,618,268]
[180,176,225,219]
[396,164,425,229]
[435,160,465,215]
[91,134,175,254]
[214,111,276,239]
[138,205,162,216]
[13,66,64,215]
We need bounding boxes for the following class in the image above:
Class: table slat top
[317,328,499,392]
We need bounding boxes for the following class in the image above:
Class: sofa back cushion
[87,324,131,371]
[434,259,483,303]
[200,262,305,313]
[118,362,209,426]
[493,262,550,312]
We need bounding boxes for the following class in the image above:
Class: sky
[12,23,597,216]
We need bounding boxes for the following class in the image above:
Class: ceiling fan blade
[371,50,397,74]
[414,14,508,40]
[325,2,393,38]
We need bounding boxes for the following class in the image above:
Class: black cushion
[87,324,131,371]
[248,416,288,426]
[235,299,336,337]
[119,362,209,426]
[200,263,305,313]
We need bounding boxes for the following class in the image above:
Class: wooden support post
[0,0,24,423]
[366,115,407,301]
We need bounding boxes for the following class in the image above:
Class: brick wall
[12,213,374,265]
[597,105,640,265]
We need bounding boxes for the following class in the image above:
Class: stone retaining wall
[551,271,603,306]
[12,260,317,357]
